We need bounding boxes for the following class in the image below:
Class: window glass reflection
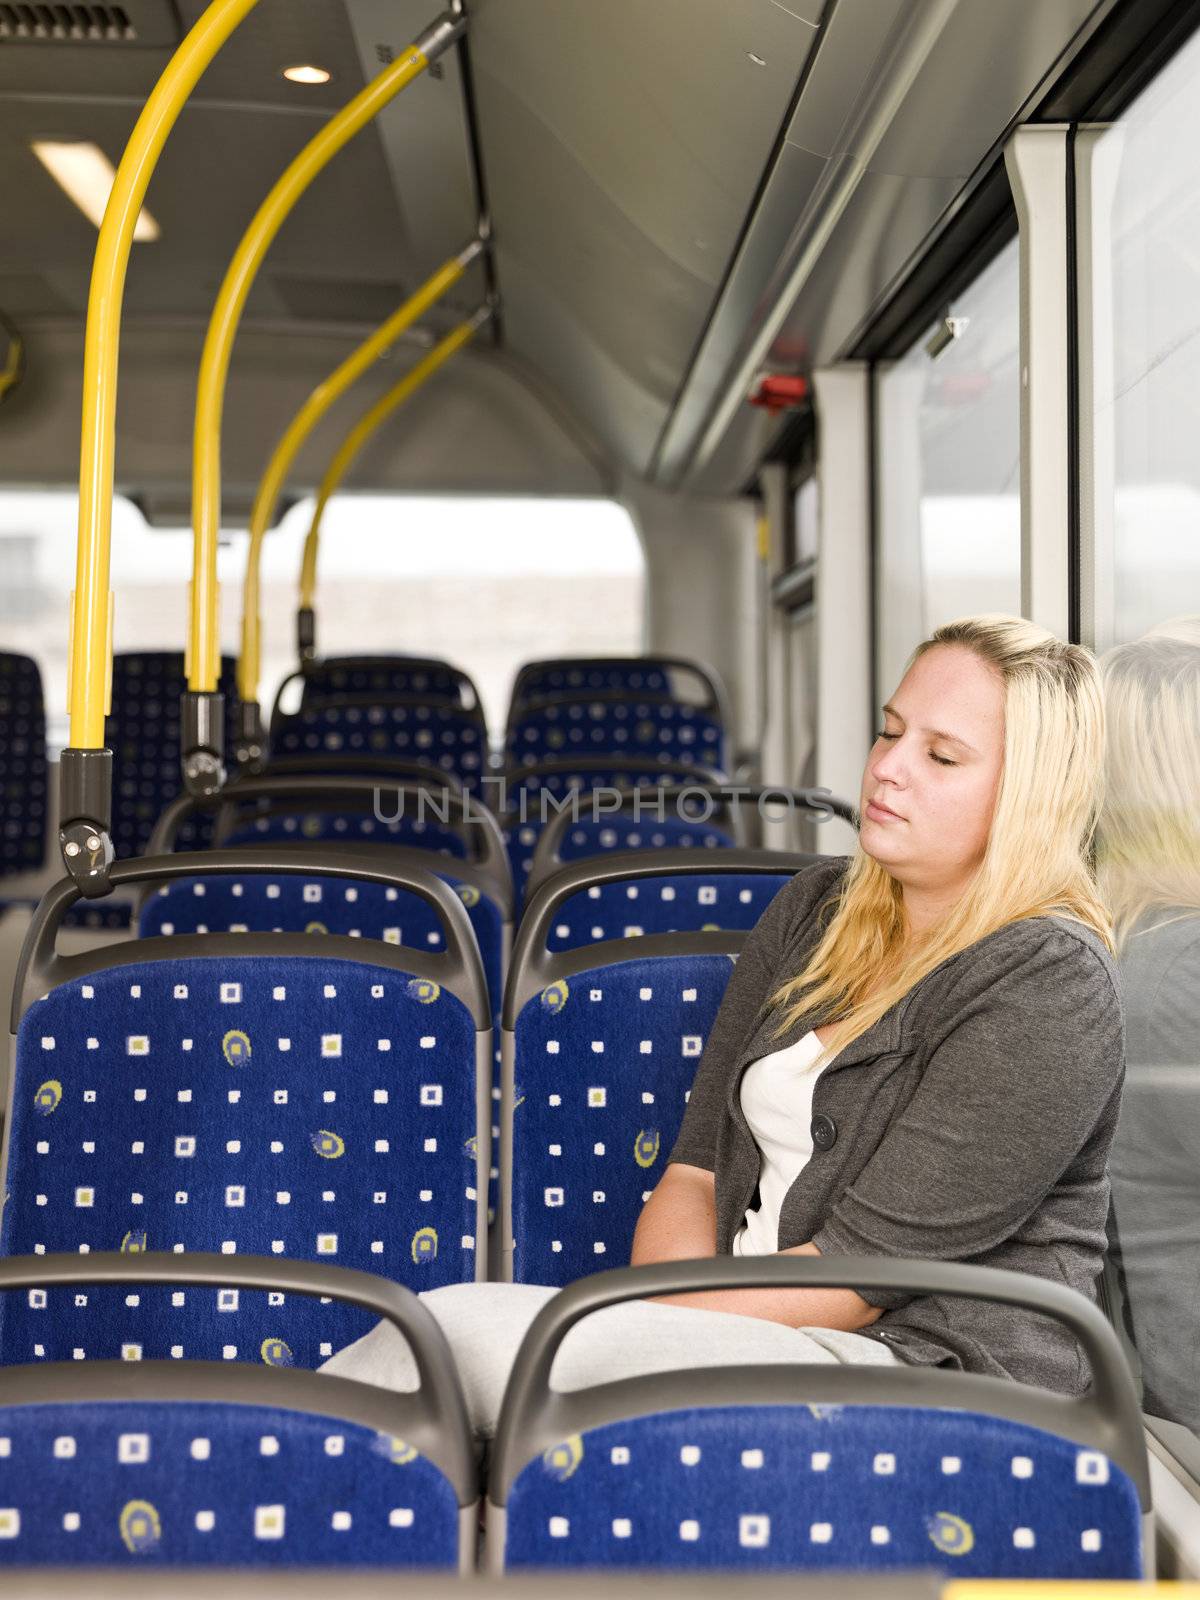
[874,236,1021,702]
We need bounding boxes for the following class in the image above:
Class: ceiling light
[283,64,331,85]
[32,141,160,241]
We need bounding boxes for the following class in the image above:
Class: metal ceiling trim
[649,0,962,491]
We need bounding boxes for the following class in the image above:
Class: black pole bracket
[297,606,317,663]
[234,699,268,775]
[181,690,227,798]
[58,747,114,896]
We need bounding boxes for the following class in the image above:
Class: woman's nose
[870,739,908,786]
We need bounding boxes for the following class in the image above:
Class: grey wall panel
[0,322,609,505]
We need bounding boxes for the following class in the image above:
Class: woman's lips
[865,798,904,823]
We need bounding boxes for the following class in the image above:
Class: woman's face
[859,644,1005,905]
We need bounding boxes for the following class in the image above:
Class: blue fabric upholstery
[0,652,47,877]
[224,810,468,859]
[300,657,470,708]
[514,661,672,703]
[509,955,733,1287]
[507,699,727,773]
[109,653,240,860]
[501,767,726,901]
[504,1403,1142,1578]
[137,874,503,1039]
[272,700,488,791]
[61,902,135,932]
[1,956,480,1365]
[0,1400,459,1566]
[547,873,791,952]
[557,818,734,868]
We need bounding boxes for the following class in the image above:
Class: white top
[732,1029,832,1257]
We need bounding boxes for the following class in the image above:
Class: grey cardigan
[669,858,1126,1395]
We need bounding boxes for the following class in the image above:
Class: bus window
[1086,23,1200,1468]
[874,237,1021,704]
[259,495,645,731]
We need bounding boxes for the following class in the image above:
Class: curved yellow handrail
[237,240,482,694]
[68,0,259,753]
[242,308,487,705]
[189,9,464,697]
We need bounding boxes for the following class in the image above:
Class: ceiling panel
[467,0,823,472]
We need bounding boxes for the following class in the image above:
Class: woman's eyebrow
[883,704,979,754]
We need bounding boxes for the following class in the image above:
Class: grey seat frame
[485,1256,1153,1573]
[0,1251,479,1571]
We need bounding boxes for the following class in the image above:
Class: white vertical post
[1074,125,1124,653]
[813,364,872,855]
[1005,125,1071,638]
[873,361,927,698]
[759,463,792,793]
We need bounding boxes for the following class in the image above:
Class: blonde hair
[773,615,1112,1057]
[1096,617,1200,950]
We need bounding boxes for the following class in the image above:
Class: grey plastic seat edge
[485,1256,1151,1536]
[523,787,852,900]
[271,653,484,727]
[147,775,514,915]
[10,848,490,1034]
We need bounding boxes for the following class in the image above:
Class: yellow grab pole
[243,238,482,677]
[189,9,464,698]
[69,0,258,755]
[241,308,488,708]
[61,0,257,885]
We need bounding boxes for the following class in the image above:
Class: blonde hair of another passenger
[772,615,1112,1057]
[1096,617,1200,950]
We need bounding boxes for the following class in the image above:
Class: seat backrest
[108,652,240,860]
[506,694,727,775]
[0,652,47,879]
[271,696,489,792]
[499,760,727,901]
[292,654,480,713]
[542,850,815,953]
[500,864,756,1285]
[489,1258,1150,1579]
[509,658,726,722]
[0,1254,474,1568]
[2,854,491,1367]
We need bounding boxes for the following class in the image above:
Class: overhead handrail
[185,9,466,792]
[61,0,260,893]
[233,298,489,772]
[234,305,491,752]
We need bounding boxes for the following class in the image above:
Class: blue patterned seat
[296,655,479,711]
[525,816,735,908]
[109,653,241,860]
[0,653,47,879]
[509,658,726,719]
[0,1398,462,1566]
[502,1403,1142,1577]
[223,809,469,859]
[272,697,489,792]
[489,1260,1149,1579]
[501,949,739,1287]
[3,855,491,1367]
[0,1254,475,1568]
[512,659,672,705]
[137,872,504,1065]
[546,864,798,952]
[500,762,726,901]
[507,695,727,775]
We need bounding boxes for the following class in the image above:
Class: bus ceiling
[0,0,1138,502]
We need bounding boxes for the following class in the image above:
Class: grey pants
[320,1282,899,1440]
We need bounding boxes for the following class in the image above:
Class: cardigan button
[811,1113,838,1151]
